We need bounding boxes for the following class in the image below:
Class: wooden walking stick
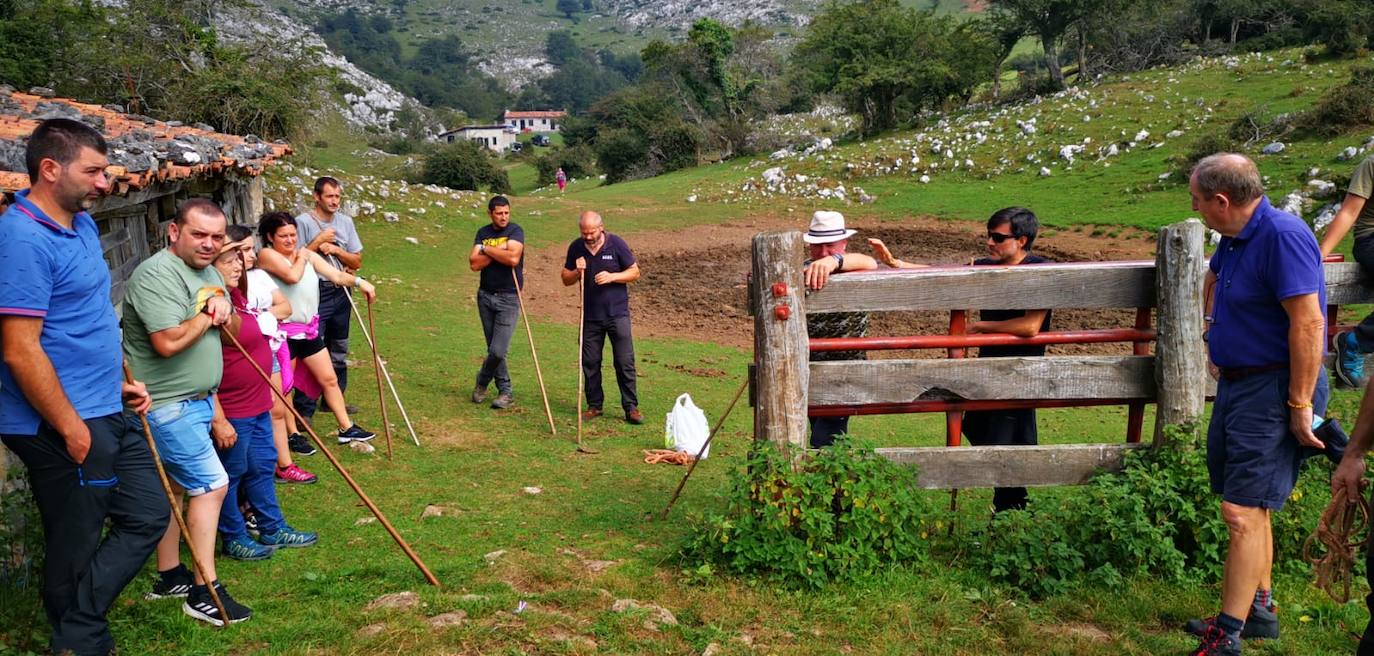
[366,298,394,460]
[122,363,230,628]
[575,274,597,454]
[344,291,421,447]
[512,269,557,435]
[221,331,441,587]
[658,377,749,521]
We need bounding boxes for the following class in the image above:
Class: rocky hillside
[217,2,441,136]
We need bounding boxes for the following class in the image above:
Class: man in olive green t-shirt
[122,198,252,625]
[1318,155,1374,389]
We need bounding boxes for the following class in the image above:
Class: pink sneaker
[274,464,318,485]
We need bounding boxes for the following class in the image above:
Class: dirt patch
[521,214,1158,355]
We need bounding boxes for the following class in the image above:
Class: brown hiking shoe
[625,408,645,425]
[582,407,603,420]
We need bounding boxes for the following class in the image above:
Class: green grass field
[6,47,1374,655]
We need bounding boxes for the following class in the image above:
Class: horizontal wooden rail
[810,397,1136,417]
[877,443,1150,488]
[809,355,1156,405]
[1325,262,1374,306]
[810,328,1155,352]
[807,261,1157,313]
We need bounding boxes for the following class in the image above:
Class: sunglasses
[986,232,1018,243]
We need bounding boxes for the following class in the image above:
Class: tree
[545,30,580,66]
[971,9,1028,98]
[422,140,511,193]
[795,0,995,133]
[988,0,1103,89]
[556,0,580,20]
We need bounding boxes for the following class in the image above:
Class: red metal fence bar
[1126,308,1152,443]
[945,310,966,447]
[810,328,1156,352]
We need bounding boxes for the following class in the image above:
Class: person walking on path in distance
[556,167,567,193]
[0,117,170,655]
[560,211,646,425]
[469,195,525,410]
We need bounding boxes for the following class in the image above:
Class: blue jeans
[145,397,226,496]
[218,412,285,540]
[476,290,520,395]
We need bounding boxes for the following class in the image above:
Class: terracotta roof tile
[0,89,291,195]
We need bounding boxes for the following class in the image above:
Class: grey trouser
[476,290,520,395]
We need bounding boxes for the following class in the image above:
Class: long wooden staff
[365,299,394,459]
[512,270,557,435]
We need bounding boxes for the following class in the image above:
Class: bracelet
[1286,399,1313,410]
[352,276,364,289]
[832,253,844,269]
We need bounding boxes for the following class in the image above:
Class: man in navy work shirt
[469,195,524,410]
[0,119,169,655]
[1185,153,1328,656]
[560,211,644,424]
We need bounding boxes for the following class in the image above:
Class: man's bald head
[1191,153,1265,205]
[579,211,605,247]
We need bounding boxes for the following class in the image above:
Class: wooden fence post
[751,231,809,450]
[1153,219,1207,444]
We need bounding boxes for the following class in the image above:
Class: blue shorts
[1207,369,1329,510]
[146,396,227,496]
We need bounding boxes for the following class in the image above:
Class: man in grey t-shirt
[293,176,364,422]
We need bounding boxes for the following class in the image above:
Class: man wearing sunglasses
[868,207,1050,513]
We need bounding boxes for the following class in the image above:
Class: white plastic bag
[664,393,711,459]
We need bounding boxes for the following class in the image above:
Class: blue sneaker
[258,525,318,549]
[222,534,274,561]
[1336,330,1367,389]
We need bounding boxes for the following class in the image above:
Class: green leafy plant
[975,424,1333,597]
[685,438,932,588]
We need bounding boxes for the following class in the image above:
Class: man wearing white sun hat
[800,210,878,447]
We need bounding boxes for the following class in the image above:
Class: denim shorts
[1207,369,1329,510]
[146,396,227,496]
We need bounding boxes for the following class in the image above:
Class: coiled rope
[1303,482,1370,603]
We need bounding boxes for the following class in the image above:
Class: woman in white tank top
[256,212,377,444]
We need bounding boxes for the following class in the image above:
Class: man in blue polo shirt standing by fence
[0,119,169,655]
[1185,153,1329,656]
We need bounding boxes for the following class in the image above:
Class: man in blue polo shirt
[560,211,644,424]
[1185,153,1328,656]
[0,119,169,655]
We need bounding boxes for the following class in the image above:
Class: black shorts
[287,335,326,360]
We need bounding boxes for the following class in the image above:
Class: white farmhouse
[441,125,516,153]
[501,109,566,132]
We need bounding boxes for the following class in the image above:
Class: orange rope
[1303,483,1370,603]
[643,449,695,466]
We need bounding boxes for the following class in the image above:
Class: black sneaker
[288,432,317,456]
[146,563,193,600]
[183,581,252,626]
[337,424,376,444]
[1185,604,1278,640]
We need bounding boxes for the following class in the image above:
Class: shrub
[421,140,511,193]
[1295,65,1374,138]
[533,144,598,185]
[1171,131,1239,179]
[684,438,933,588]
[974,425,1333,598]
